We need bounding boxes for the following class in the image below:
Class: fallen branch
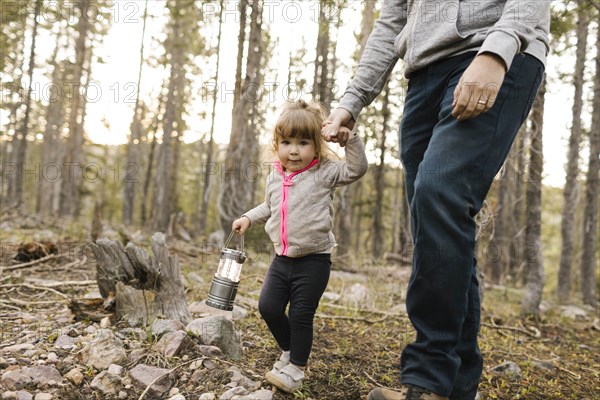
[23,279,96,288]
[320,302,405,318]
[1,254,60,271]
[7,297,69,305]
[482,319,541,338]
[315,313,389,324]
[0,283,69,299]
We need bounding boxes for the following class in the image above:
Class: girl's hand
[232,216,251,235]
[322,108,355,146]
[452,53,506,122]
[334,126,355,147]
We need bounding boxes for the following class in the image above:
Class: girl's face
[277,136,317,172]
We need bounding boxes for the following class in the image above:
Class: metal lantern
[206,231,246,311]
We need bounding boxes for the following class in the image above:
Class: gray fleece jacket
[243,135,368,258]
[339,0,551,120]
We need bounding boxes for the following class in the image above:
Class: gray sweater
[339,0,551,121]
[243,135,368,258]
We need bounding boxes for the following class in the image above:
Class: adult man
[322,1,550,399]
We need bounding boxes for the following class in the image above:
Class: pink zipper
[274,159,319,255]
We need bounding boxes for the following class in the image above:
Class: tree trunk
[60,0,90,218]
[522,80,546,316]
[232,0,248,107]
[199,0,224,235]
[123,0,149,225]
[218,0,263,233]
[557,8,589,303]
[336,0,375,256]
[510,127,529,282]
[14,0,41,209]
[91,233,191,325]
[488,125,525,284]
[372,82,390,257]
[580,22,600,306]
[37,30,66,216]
[142,83,167,226]
[312,0,331,103]
[152,3,187,232]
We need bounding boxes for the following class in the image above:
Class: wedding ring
[478,99,487,105]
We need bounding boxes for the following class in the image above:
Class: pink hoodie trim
[274,159,319,256]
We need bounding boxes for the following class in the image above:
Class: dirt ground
[0,221,598,399]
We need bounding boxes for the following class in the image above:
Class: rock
[186,316,242,360]
[155,330,194,358]
[341,283,369,304]
[189,360,203,370]
[33,394,52,400]
[228,367,260,391]
[190,369,206,384]
[2,369,30,391]
[1,366,63,390]
[198,345,223,357]
[219,386,247,400]
[490,361,522,380]
[78,329,127,370]
[0,356,8,368]
[168,395,186,400]
[533,360,556,371]
[203,359,217,370]
[129,348,146,364]
[129,364,175,399]
[118,391,128,399]
[321,291,341,302]
[91,371,122,395]
[199,394,216,400]
[168,388,180,396]
[235,389,273,400]
[54,335,76,350]
[26,365,63,387]
[561,305,588,320]
[45,353,58,364]
[108,364,124,376]
[84,326,98,335]
[1,344,35,353]
[64,368,84,385]
[100,317,111,328]
[1,392,16,400]
[152,319,184,337]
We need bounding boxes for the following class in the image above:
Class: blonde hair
[271,100,336,164]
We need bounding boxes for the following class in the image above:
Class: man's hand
[232,216,251,235]
[452,53,507,122]
[322,108,355,147]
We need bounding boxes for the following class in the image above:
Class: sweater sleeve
[477,1,551,70]
[337,0,407,121]
[242,177,272,226]
[323,135,369,188]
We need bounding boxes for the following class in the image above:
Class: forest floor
[0,212,598,400]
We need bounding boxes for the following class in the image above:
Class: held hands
[322,108,355,147]
[452,53,507,122]
[232,216,251,235]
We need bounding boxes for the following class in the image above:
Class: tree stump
[91,232,191,325]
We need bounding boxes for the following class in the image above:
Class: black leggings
[258,253,331,367]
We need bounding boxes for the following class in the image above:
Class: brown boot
[367,385,449,400]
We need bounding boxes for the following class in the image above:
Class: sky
[6,0,597,188]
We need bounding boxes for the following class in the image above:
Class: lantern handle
[224,230,244,252]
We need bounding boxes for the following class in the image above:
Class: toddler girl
[232,100,368,393]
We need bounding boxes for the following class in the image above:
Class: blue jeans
[399,52,544,399]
